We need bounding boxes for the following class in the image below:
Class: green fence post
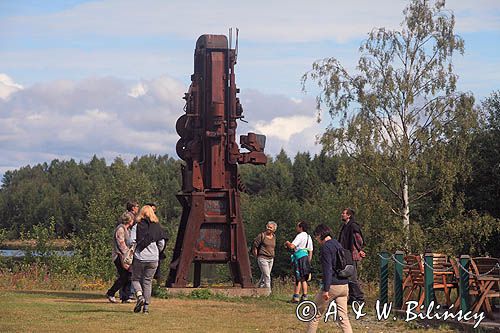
[380,251,389,305]
[459,255,470,312]
[424,252,434,309]
[394,250,404,309]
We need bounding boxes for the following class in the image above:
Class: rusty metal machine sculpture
[167,34,267,288]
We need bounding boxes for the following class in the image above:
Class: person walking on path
[106,212,135,303]
[307,223,352,333]
[130,205,168,314]
[119,201,139,302]
[252,221,277,289]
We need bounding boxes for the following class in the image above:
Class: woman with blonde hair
[130,205,167,314]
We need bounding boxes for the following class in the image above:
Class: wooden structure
[403,253,460,309]
[167,34,267,288]
[469,257,500,318]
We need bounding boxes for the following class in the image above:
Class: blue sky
[0,0,499,177]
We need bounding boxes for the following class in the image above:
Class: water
[0,249,74,257]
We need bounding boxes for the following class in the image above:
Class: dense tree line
[1,90,499,281]
[0,155,182,237]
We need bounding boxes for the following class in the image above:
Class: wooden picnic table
[470,257,500,318]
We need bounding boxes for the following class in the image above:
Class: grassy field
[0,288,459,333]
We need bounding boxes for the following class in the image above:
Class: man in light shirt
[285,221,313,303]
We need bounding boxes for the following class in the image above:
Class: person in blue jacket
[307,224,352,333]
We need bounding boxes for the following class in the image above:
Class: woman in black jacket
[307,224,352,333]
[130,205,168,313]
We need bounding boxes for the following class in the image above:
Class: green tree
[291,152,319,201]
[261,151,293,197]
[47,159,88,236]
[302,0,477,246]
[311,151,340,185]
[466,91,500,218]
[0,164,59,235]
[130,154,182,222]
[240,150,293,196]
[463,91,500,256]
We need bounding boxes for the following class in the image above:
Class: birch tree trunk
[403,169,410,250]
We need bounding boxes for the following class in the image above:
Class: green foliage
[439,211,500,256]
[0,154,182,238]
[189,288,212,299]
[26,217,57,264]
[152,283,169,299]
[292,152,320,201]
[242,192,303,277]
[0,228,6,246]
[71,227,114,280]
[240,151,294,197]
[465,91,500,218]
[302,0,478,248]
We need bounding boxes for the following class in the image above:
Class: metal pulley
[176,138,188,160]
[176,114,191,138]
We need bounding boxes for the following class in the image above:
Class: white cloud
[148,76,186,103]
[72,109,115,122]
[0,75,186,173]
[238,90,323,156]
[0,73,23,100]
[26,114,43,121]
[128,82,148,98]
[3,0,497,42]
[0,1,497,100]
[254,115,316,141]
[0,75,325,175]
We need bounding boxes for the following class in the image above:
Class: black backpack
[335,246,355,278]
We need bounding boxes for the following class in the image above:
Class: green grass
[0,288,459,332]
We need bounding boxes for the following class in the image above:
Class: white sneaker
[106,295,117,303]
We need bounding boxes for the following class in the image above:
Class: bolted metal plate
[196,224,228,252]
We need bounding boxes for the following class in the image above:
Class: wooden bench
[469,257,500,318]
[403,253,459,309]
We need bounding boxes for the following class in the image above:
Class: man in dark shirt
[338,208,365,304]
[307,224,352,333]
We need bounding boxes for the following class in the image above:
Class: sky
[0,0,499,178]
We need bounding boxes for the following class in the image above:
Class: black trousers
[107,257,131,298]
[119,281,132,301]
[348,261,365,302]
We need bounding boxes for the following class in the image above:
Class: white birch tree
[301,0,478,247]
